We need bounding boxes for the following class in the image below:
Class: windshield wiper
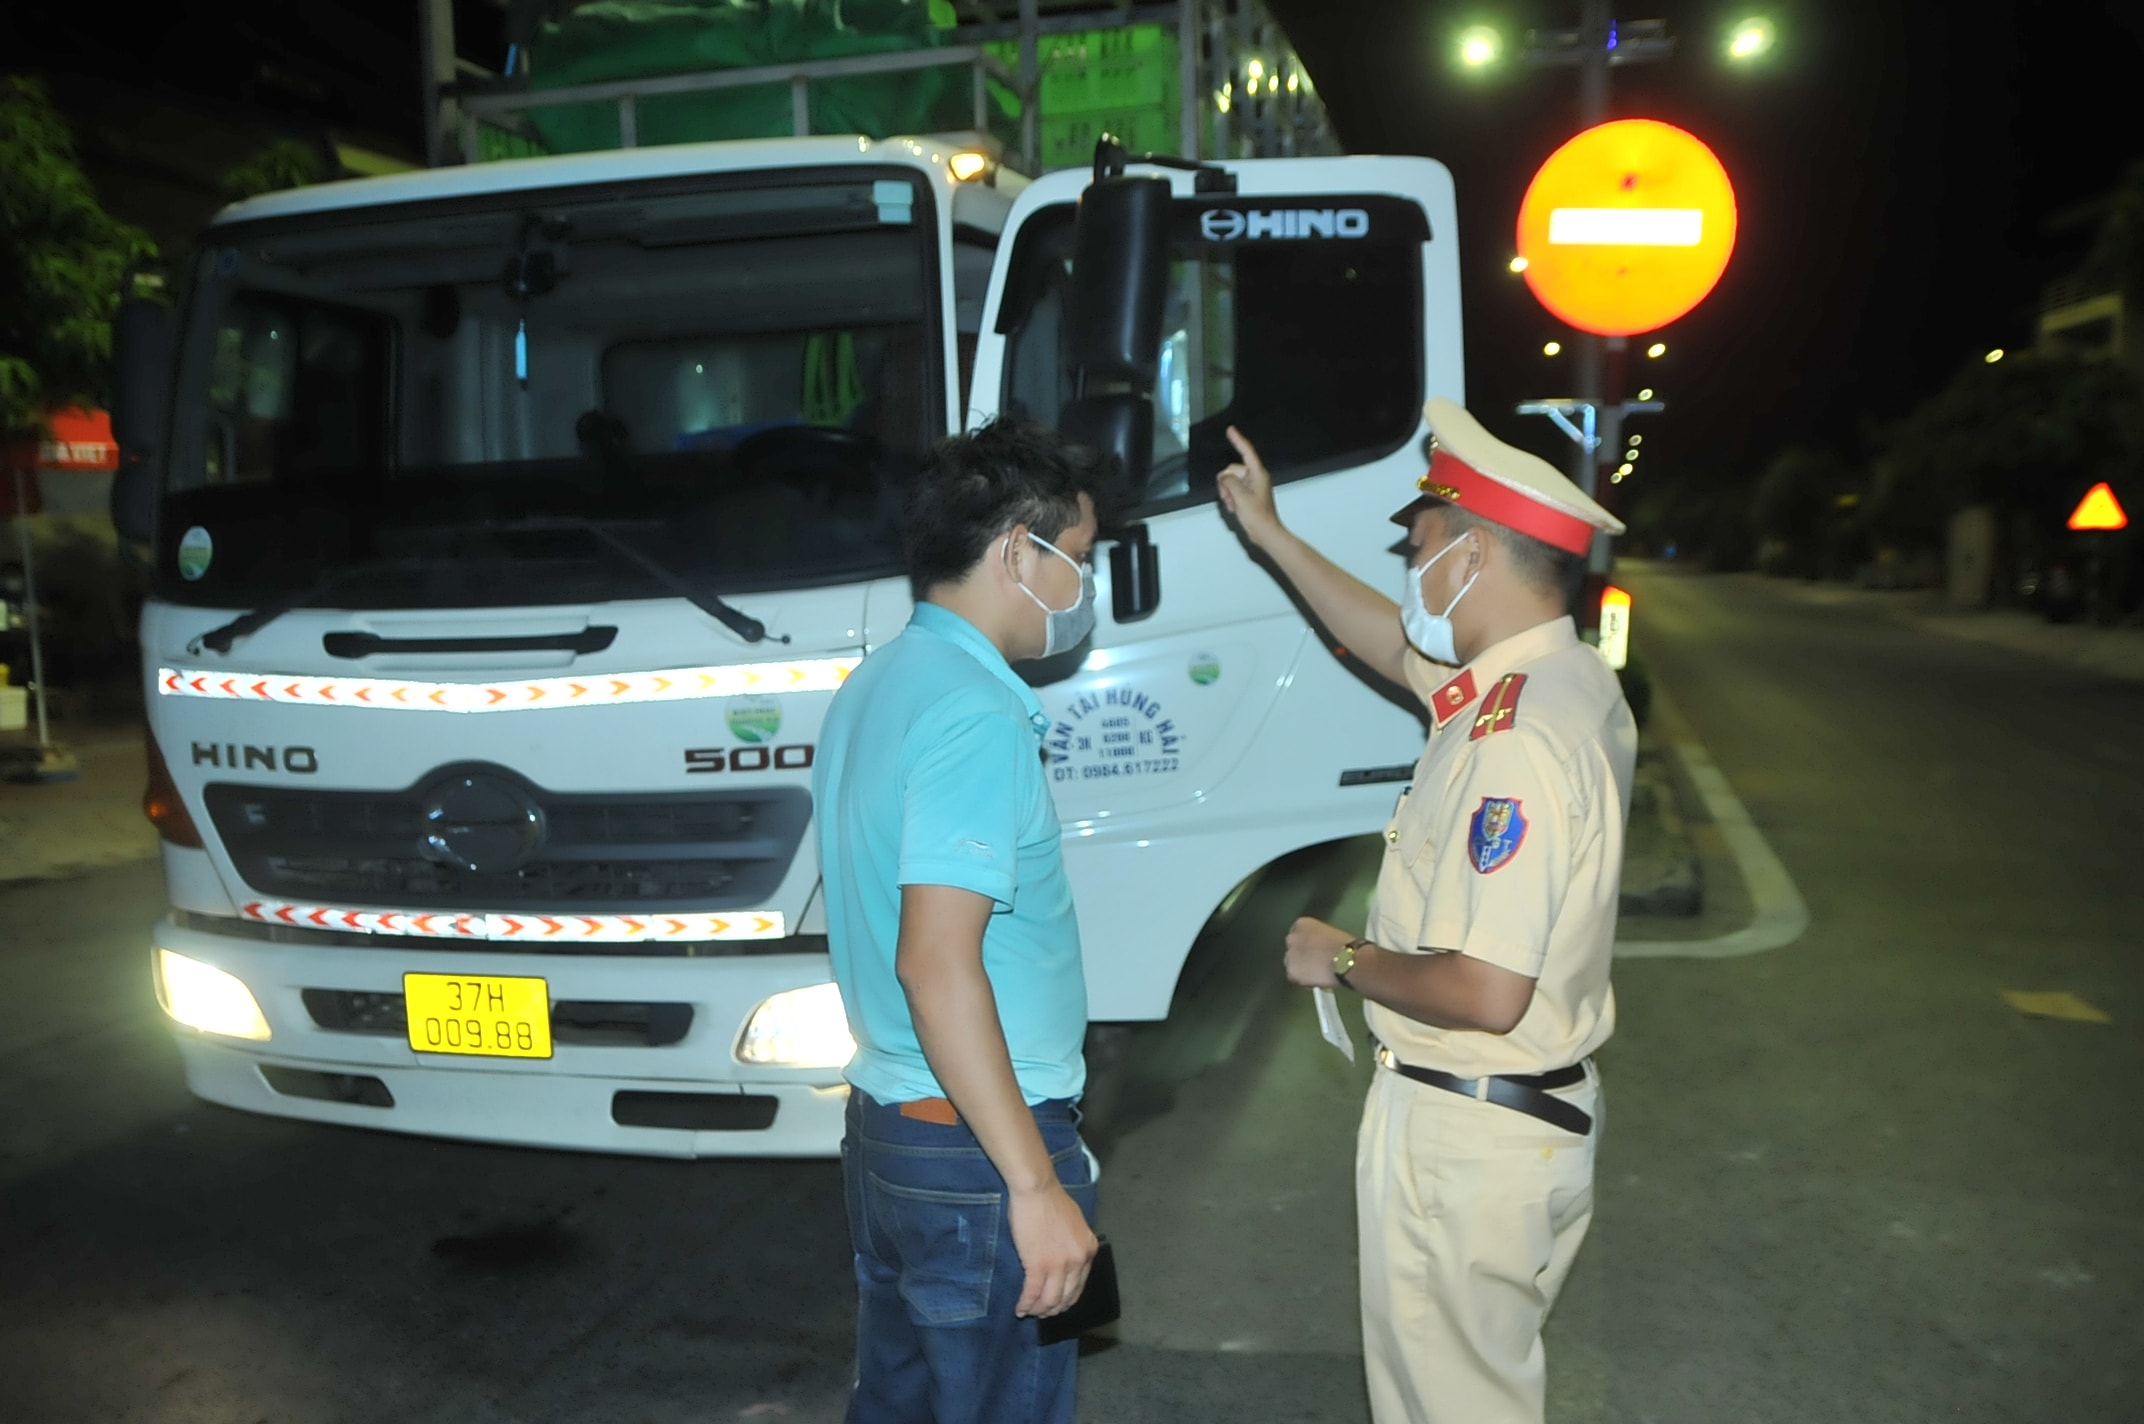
[188,564,383,656]
[552,517,788,645]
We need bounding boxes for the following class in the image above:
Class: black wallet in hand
[1036,1238,1120,1345]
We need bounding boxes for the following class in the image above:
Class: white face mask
[1010,531,1097,658]
[1400,532,1478,664]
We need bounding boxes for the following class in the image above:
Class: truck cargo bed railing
[453,45,1020,165]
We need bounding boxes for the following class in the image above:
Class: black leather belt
[1374,1042,1594,1136]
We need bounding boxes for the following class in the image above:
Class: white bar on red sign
[239,902,786,942]
[1547,207,1704,247]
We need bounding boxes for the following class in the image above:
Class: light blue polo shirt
[813,602,1087,1106]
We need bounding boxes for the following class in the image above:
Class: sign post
[2065,481,2129,626]
[1515,116,1737,583]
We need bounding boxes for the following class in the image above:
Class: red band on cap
[1419,449,1595,556]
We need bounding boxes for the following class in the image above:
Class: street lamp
[1726,16,1776,61]
[1646,341,1667,358]
[1985,348,2005,364]
[1637,387,1655,401]
[1457,25,1503,68]
[1509,255,1529,273]
[1628,434,1643,446]
[1543,340,1563,357]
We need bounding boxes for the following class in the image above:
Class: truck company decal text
[1046,686,1184,783]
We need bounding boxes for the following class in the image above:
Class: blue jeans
[842,1088,1098,1424]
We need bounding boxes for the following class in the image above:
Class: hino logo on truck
[192,743,318,774]
[1199,207,1370,242]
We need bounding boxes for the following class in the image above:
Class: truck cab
[118,25,1461,1157]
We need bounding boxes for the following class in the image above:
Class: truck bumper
[153,916,851,1158]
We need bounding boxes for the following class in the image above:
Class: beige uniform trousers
[1357,1062,1601,1424]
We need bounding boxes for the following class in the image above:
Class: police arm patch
[1467,797,1528,873]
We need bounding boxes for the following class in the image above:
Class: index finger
[1224,424,1261,466]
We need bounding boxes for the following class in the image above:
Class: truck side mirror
[110,461,156,547]
[1067,174,1171,387]
[111,287,173,461]
[1109,522,1161,624]
[1058,393,1153,515]
[110,286,173,548]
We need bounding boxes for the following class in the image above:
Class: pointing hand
[1216,425,1285,550]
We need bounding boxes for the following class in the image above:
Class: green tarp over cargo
[521,0,1012,153]
[986,24,1181,169]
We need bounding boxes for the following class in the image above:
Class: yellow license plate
[403,973,553,1059]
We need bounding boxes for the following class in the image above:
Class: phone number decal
[1045,686,1185,784]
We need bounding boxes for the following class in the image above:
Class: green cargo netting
[987,24,1182,168]
[478,125,549,162]
[520,0,1010,154]
[483,2,1182,170]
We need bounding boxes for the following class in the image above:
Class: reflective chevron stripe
[239,901,785,942]
[157,657,857,712]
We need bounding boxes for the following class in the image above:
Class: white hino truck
[110,14,1462,1157]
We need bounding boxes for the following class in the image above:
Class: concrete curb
[1616,686,1811,960]
[1618,746,1702,918]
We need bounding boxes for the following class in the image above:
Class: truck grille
[205,765,809,913]
[301,989,694,1048]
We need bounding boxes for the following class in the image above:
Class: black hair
[1420,499,1585,604]
[901,418,1108,597]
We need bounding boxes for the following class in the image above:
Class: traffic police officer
[1217,398,1634,1424]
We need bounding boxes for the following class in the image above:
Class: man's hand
[1010,1180,1099,1318]
[1216,425,1287,550]
[1284,916,1354,989]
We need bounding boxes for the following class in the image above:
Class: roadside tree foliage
[1749,445,1856,578]
[1870,353,2144,539]
[221,139,335,202]
[0,77,158,441]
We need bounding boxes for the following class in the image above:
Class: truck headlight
[155,949,272,1041]
[736,982,855,1068]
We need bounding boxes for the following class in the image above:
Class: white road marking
[1617,688,1810,959]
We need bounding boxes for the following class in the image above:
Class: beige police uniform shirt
[1362,616,1637,1079]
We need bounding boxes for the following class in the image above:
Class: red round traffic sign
[1516,119,1737,337]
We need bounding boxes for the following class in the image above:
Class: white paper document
[1314,987,1356,1062]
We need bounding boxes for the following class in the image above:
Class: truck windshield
[158,169,945,608]
[996,195,1429,512]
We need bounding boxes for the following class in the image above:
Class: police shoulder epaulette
[1469,673,1528,741]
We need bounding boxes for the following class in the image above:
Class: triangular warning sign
[2067,482,2128,532]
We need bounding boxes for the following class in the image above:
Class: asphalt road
[1576,566,2144,1423]
[3,568,2141,1423]
[0,836,1386,1424]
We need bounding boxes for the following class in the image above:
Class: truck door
[967,156,1464,1021]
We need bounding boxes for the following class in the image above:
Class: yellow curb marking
[2002,990,2112,1024]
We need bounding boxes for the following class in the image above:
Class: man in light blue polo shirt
[814,419,1107,1424]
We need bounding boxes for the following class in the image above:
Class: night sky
[8,0,2143,493]
[1270,0,2144,489]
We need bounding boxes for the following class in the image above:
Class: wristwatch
[1331,938,1369,987]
